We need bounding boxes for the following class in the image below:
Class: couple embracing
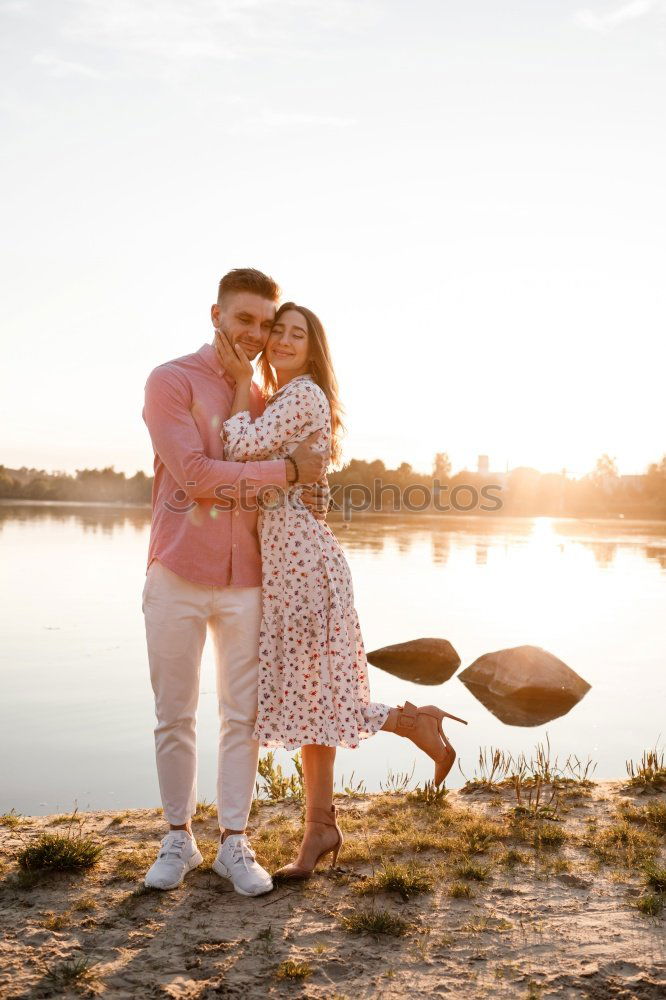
[141,268,467,897]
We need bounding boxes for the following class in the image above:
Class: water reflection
[0,502,151,535]
[459,645,591,726]
[430,535,452,565]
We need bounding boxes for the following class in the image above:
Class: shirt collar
[197,342,236,387]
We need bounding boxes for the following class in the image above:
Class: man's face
[211,291,276,361]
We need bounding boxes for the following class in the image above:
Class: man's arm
[143,366,288,502]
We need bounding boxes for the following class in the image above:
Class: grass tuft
[448,880,472,898]
[72,895,98,913]
[584,822,658,867]
[0,809,22,829]
[354,861,433,900]
[41,911,69,930]
[618,799,666,834]
[643,862,666,894]
[635,893,664,916]
[497,847,530,868]
[340,907,411,937]
[533,823,566,849]
[193,799,217,821]
[18,833,102,872]
[453,857,491,882]
[44,957,97,990]
[625,748,666,791]
[275,959,312,980]
[407,781,449,807]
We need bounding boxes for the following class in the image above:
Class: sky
[1,0,664,478]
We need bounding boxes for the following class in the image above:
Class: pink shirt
[142,342,287,587]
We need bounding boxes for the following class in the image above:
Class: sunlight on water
[1,503,664,814]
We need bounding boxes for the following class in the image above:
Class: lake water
[1,502,665,816]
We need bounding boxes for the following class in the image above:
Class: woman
[215,302,467,879]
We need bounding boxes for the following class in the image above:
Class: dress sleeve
[221,381,327,461]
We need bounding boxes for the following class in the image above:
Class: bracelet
[285,454,299,483]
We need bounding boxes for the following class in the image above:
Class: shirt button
[235,510,239,517]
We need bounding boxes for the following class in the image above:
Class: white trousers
[142,559,262,830]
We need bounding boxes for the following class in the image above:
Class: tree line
[1,452,665,518]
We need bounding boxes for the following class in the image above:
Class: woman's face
[266,309,310,375]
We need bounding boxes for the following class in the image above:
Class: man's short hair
[217,268,280,306]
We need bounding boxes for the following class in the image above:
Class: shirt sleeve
[221,381,327,461]
[143,365,287,501]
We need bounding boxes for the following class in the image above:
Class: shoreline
[1,779,664,998]
[2,498,666,527]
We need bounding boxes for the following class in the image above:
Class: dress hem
[254,705,391,752]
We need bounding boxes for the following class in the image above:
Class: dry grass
[625,749,666,792]
[40,911,70,930]
[110,846,156,882]
[192,799,217,822]
[642,862,666,894]
[4,774,664,1000]
[460,915,513,934]
[252,815,303,872]
[497,847,530,868]
[582,822,659,868]
[17,833,102,873]
[453,857,492,882]
[275,959,312,980]
[0,810,22,829]
[72,895,98,913]
[533,823,567,850]
[447,880,472,898]
[635,893,664,916]
[354,861,434,899]
[617,798,666,834]
[44,957,98,991]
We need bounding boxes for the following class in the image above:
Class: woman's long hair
[257,302,345,467]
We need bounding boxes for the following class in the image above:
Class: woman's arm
[213,329,330,482]
[230,376,252,418]
[222,381,327,462]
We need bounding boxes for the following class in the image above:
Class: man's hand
[300,479,330,522]
[290,432,330,485]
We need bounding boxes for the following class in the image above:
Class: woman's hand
[214,328,254,384]
[300,480,331,521]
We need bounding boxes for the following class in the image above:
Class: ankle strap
[305,805,337,825]
[396,701,419,730]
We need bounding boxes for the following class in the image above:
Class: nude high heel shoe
[272,805,343,881]
[385,702,468,786]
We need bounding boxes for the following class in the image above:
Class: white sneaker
[144,830,203,890]
[212,834,273,897]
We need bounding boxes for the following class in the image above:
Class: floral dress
[221,374,391,750]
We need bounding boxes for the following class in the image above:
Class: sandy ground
[0,780,664,999]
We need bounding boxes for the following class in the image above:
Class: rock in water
[366,638,461,685]
[458,645,591,726]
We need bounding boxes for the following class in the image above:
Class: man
[141,268,328,896]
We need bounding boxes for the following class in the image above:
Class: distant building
[473,455,508,488]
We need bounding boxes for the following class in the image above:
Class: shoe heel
[330,834,343,869]
[441,710,468,725]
